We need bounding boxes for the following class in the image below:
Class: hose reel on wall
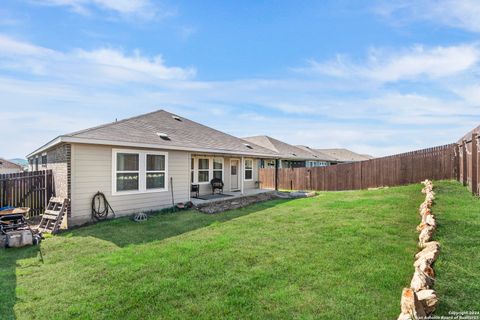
[91,192,116,221]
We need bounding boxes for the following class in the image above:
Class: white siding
[0,168,22,174]
[70,144,190,226]
[243,158,259,190]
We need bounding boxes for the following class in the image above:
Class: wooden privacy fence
[0,170,54,216]
[457,127,480,195]
[259,144,457,191]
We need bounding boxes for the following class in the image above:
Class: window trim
[145,153,167,190]
[197,157,210,184]
[213,157,224,181]
[191,156,224,185]
[244,158,254,181]
[41,152,47,168]
[112,149,168,196]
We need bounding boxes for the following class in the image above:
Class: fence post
[360,161,363,190]
[44,170,48,208]
[274,159,279,191]
[473,134,479,196]
[462,140,468,186]
[454,144,460,181]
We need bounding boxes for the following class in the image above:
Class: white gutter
[26,136,280,159]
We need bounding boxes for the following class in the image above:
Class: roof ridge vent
[156,132,171,140]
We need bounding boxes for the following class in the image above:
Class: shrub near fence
[0,170,53,216]
[259,144,457,191]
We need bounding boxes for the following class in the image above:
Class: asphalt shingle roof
[295,145,337,161]
[0,158,23,170]
[242,136,321,160]
[313,148,374,162]
[63,110,278,156]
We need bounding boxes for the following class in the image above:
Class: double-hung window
[244,159,253,181]
[113,150,168,194]
[191,158,195,183]
[198,158,210,183]
[116,153,140,192]
[41,153,47,168]
[146,154,166,190]
[213,158,223,180]
[191,156,224,184]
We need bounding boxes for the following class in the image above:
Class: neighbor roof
[242,136,321,161]
[0,158,23,170]
[27,110,279,158]
[314,148,374,162]
[457,125,480,144]
[295,145,337,162]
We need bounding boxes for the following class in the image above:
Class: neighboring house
[27,110,277,226]
[242,135,332,168]
[295,146,338,166]
[313,148,374,163]
[0,158,23,174]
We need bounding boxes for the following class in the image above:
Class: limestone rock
[416,289,438,314]
[400,288,426,318]
[418,225,435,246]
[411,269,431,291]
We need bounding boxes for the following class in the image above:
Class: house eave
[27,136,280,159]
[26,136,63,158]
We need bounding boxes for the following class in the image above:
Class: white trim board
[27,136,278,159]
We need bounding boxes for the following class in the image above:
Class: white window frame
[244,158,254,181]
[191,156,224,185]
[213,157,224,181]
[41,152,47,168]
[196,157,211,184]
[190,157,195,184]
[112,149,168,196]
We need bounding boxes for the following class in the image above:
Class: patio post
[241,156,244,194]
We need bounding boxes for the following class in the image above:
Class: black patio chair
[210,178,224,195]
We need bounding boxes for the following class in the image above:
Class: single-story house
[27,110,278,226]
[294,146,338,166]
[242,136,332,168]
[311,148,374,163]
[0,158,23,174]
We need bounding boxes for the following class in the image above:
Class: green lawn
[0,181,478,319]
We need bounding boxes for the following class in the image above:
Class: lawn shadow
[65,198,291,248]
[0,244,41,320]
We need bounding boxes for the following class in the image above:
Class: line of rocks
[196,191,316,214]
[398,180,440,320]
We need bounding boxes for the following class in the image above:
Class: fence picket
[259,143,457,191]
[0,170,53,216]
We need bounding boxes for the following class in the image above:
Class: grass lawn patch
[1,181,476,319]
[433,181,480,315]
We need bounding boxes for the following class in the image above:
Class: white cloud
[0,34,57,57]
[32,0,164,20]
[0,34,478,159]
[0,34,195,81]
[77,49,196,81]
[305,44,479,82]
[376,0,480,33]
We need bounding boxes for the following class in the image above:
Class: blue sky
[1,0,479,159]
